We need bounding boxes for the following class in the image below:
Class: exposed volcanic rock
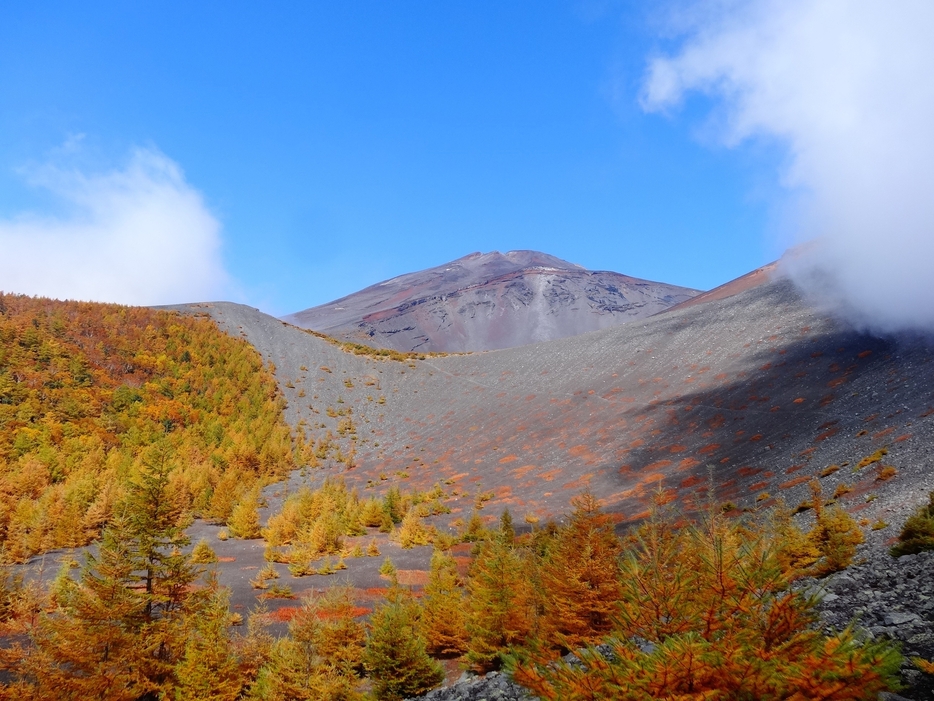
[410,670,534,701]
[283,250,701,353]
[810,550,934,698]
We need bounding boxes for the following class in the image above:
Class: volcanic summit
[283,250,700,353]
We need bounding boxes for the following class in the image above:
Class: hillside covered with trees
[0,293,296,561]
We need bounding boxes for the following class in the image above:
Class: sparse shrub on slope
[891,490,934,557]
[775,480,864,578]
[0,294,295,561]
[509,503,901,701]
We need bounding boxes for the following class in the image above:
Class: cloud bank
[0,148,230,306]
[641,0,934,333]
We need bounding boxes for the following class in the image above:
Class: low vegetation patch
[294,325,452,362]
[891,491,934,556]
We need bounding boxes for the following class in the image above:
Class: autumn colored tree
[290,587,366,678]
[2,454,212,699]
[251,638,363,701]
[252,587,365,700]
[379,557,398,583]
[6,522,153,701]
[173,584,245,701]
[396,509,432,548]
[229,487,263,539]
[499,508,515,542]
[538,493,623,651]
[510,507,901,700]
[461,511,489,542]
[125,447,200,620]
[383,485,404,525]
[190,538,219,564]
[464,531,539,671]
[420,549,468,657]
[775,480,864,578]
[358,498,385,528]
[363,594,443,701]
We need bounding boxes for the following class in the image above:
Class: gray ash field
[161,274,934,648]
[175,276,934,532]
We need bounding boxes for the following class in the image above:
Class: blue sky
[0,2,810,314]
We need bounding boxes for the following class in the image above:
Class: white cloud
[0,147,230,306]
[641,0,934,333]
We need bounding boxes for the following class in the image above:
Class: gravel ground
[158,281,934,697]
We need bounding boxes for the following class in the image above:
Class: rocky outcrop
[813,549,934,699]
[411,670,534,701]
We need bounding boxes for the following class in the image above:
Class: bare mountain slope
[159,280,934,697]
[283,250,700,353]
[179,275,934,537]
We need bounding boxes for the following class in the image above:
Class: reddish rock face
[283,250,700,353]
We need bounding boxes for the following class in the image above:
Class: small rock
[883,611,921,626]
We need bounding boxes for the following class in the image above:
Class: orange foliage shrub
[775,481,864,578]
[538,493,623,651]
[510,503,900,700]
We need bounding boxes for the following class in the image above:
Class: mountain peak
[284,251,700,352]
[449,250,584,272]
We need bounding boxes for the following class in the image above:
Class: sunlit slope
[182,279,934,527]
[0,294,295,561]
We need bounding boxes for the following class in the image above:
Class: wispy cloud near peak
[641,0,934,333]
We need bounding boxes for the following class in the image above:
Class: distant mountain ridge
[283,250,701,352]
